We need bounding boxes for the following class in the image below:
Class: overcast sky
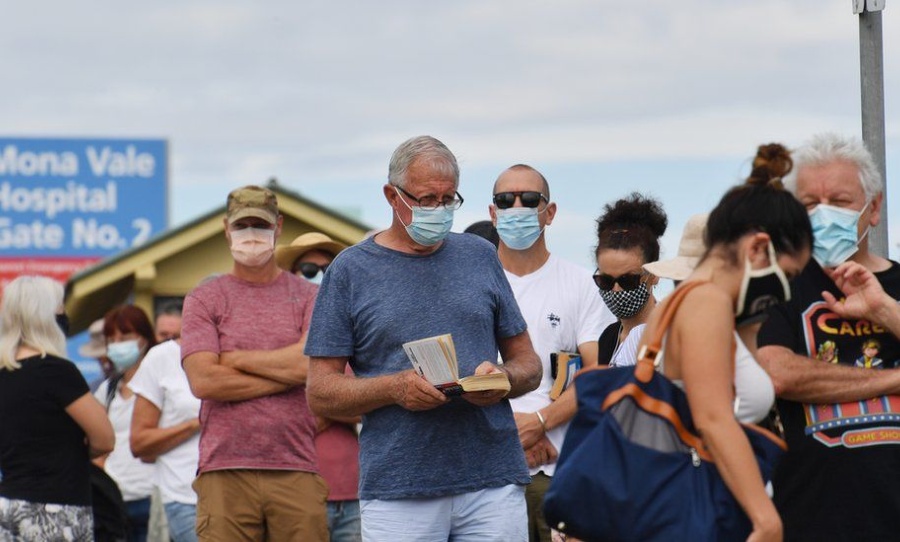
[4,0,899,271]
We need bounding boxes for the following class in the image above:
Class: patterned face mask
[599,281,651,320]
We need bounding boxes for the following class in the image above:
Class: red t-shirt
[181,272,318,474]
[315,423,359,501]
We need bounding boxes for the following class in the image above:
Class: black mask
[56,313,70,336]
[734,243,790,327]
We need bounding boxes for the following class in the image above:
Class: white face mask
[230,227,275,267]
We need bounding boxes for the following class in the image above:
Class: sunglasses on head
[492,191,548,210]
[593,271,647,291]
[295,262,328,279]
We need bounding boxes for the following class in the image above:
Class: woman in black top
[594,193,667,365]
[0,275,115,541]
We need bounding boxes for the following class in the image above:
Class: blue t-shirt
[305,233,531,500]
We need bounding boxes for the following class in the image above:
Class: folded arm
[130,395,200,462]
[183,351,292,402]
[219,335,308,386]
[66,393,115,458]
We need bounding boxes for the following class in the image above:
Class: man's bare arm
[219,335,308,386]
[758,344,900,403]
[183,351,292,402]
[307,356,447,418]
[498,330,542,398]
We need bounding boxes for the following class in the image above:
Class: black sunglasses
[295,262,328,279]
[593,271,647,291]
[492,191,548,210]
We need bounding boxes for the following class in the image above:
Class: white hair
[784,133,882,200]
[0,276,67,370]
[388,135,459,189]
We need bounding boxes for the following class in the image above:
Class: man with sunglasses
[305,136,542,542]
[275,231,362,542]
[489,164,614,542]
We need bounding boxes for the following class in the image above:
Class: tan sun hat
[275,232,348,272]
[78,318,107,358]
[643,213,709,281]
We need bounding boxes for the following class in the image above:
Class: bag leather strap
[634,281,706,383]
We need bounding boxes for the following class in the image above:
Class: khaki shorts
[193,470,329,541]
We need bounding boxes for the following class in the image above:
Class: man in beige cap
[181,185,327,541]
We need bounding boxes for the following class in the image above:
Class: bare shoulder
[671,283,733,330]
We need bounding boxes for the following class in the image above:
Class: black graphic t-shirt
[759,260,900,541]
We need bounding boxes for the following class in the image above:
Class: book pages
[403,334,458,386]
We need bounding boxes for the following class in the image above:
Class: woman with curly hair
[593,193,668,366]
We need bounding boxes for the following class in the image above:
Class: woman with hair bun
[638,143,813,540]
[0,275,114,540]
[593,193,668,366]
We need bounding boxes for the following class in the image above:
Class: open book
[549,351,582,400]
[402,334,511,396]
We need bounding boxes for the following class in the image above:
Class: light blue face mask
[395,187,454,246]
[808,203,869,268]
[496,207,544,250]
[107,339,142,372]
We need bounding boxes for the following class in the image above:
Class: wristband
[536,410,548,433]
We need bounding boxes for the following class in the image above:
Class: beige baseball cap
[643,213,709,281]
[226,185,279,225]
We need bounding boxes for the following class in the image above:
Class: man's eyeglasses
[295,262,328,279]
[593,271,647,292]
[493,191,548,210]
[393,185,464,211]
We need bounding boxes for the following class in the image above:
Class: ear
[747,232,772,266]
[274,215,284,240]
[489,204,498,226]
[543,202,558,226]
[867,192,884,229]
[646,272,660,287]
[383,184,396,205]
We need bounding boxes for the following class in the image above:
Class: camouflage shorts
[0,497,93,542]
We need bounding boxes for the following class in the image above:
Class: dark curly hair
[705,143,812,258]
[595,193,668,263]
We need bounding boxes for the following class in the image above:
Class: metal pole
[858,2,888,257]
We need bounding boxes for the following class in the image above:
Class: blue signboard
[0,137,167,257]
[0,137,168,384]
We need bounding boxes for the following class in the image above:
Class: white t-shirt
[94,375,156,502]
[507,254,615,475]
[128,340,201,505]
[610,323,646,368]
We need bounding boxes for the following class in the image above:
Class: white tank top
[659,332,775,424]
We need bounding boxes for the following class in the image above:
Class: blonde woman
[0,275,114,541]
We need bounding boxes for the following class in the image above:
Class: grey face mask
[599,282,651,320]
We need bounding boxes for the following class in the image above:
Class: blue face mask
[808,203,868,268]
[496,207,543,250]
[107,340,142,372]
[395,187,454,246]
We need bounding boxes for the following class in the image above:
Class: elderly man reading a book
[305,135,542,542]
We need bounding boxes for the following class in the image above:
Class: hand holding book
[402,334,511,397]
